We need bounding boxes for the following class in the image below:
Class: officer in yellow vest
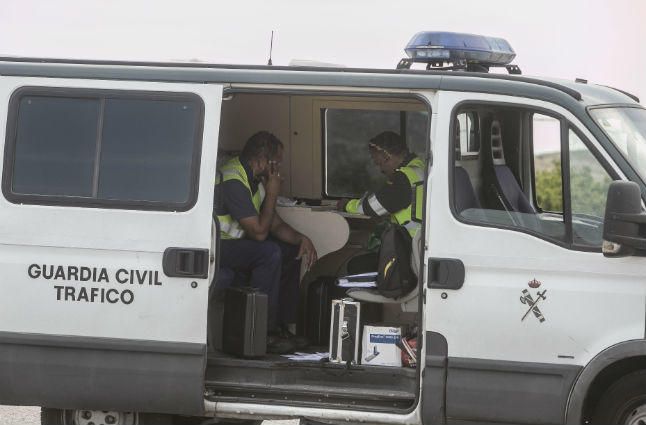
[337,131,425,238]
[215,131,317,354]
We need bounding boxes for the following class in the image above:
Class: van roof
[0,57,639,108]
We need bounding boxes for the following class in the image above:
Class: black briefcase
[305,277,347,345]
[222,287,268,358]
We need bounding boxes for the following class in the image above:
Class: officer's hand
[297,236,318,270]
[265,160,282,195]
[336,199,349,211]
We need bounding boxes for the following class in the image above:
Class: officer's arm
[269,213,301,245]
[345,171,411,217]
[237,189,278,241]
[270,213,318,268]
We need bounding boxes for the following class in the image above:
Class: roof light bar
[397,31,521,74]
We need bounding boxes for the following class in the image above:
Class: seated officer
[337,131,425,238]
[215,131,317,354]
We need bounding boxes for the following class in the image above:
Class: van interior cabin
[204,91,616,413]
[206,92,430,413]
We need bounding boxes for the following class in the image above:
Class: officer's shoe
[267,333,295,354]
[279,325,309,350]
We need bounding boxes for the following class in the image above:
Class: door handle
[163,248,209,278]
[427,258,465,290]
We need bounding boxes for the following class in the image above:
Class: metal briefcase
[329,299,361,364]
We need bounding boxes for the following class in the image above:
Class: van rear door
[0,76,221,415]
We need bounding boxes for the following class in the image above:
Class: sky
[1,0,645,101]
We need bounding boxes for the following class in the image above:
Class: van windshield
[590,107,646,183]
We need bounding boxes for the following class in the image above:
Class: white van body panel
[425,90,645,366]
[0,76,222,343]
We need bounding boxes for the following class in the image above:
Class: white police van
[0,32,644,425]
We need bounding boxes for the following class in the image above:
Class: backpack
[376,223,416,298]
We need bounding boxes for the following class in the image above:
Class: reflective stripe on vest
[216,157,265,240]
[392,156,425,237]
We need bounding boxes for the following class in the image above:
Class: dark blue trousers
[219,238,301,330]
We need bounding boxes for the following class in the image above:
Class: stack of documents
[336,272,377,288]
[282,352,329,361]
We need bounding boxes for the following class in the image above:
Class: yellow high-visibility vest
[216,157,265,239]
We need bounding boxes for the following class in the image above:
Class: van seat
[494,165,535,214]
[455,166,481,212]
[346,286,418,305]
[487,119,535,214]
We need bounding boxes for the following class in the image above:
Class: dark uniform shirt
[360,153,418,217]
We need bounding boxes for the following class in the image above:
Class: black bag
[305,277,347,345]
[222,287,268,358]
[376,224,416,298]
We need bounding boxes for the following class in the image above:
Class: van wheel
[41,408,73,424]
[40,408,173,425]
[591,370,646,424]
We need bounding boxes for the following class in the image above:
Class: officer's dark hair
[240,131,284,162]
[368,131,408,157]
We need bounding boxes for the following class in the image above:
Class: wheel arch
[566,339,646,424]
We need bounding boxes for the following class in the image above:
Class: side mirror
[602,181,646,257]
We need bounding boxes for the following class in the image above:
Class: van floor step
[205,349,417,411]
[206,381,415,400]
[204,387,414,411]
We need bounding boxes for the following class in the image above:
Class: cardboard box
[361,325,402,367]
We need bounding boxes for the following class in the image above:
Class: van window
[325,109,428,197]
[569,128,613,246]
[98,98,198,203]
[532,113,563,212]
[12,96,100,197]
[5,90,203,210]
[452,105,616,250]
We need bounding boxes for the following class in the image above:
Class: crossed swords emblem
[520,287,547,323]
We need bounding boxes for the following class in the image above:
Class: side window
[324,108,428,197]
[532,114,563,212]
[5,90,203,210]
[452,104,615,250]
[569,129,613,246]
[99,98,198,203]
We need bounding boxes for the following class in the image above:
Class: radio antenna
[267,30,274,66]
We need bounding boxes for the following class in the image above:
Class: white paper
[336,271,378,288]
[336,280,376,288]
[281,351,329,361]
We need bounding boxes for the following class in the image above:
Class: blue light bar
[404,31,516,66]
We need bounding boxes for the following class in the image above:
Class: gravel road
[0,406,298,425]
[0,406,39,425]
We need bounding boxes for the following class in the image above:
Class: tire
[591,370,646,424]
[41,408,73,425]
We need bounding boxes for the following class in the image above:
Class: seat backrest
[494,165,535,214]
[453,118,481,213]
[455,166,481,213]
[488,119,535,214]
